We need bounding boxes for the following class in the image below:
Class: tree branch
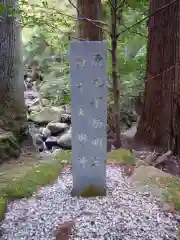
[28,3,109,26]
[121,22,147,38]
[27,4,77,20]
[40,23,86,41]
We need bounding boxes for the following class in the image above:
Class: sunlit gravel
[0,165,179,240]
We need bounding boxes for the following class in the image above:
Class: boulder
[57,127,72,150]
[130,166,171,184]
[29,105,42,113]
[51,106,66,115]
[130,166,172,201]
[39,127,51,140]
[0,131,20,162]
[47,122,68,135]
[28,107,63,124]
[41,98,50,106]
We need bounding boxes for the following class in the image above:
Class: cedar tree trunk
[135,0,180,154]
[0,0,26,138]
[77,0,103,40]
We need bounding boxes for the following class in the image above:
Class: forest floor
[0,145,179,239]
[133,146,180,179]
[157,155,180,178]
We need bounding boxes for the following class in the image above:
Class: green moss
[1,161,62,199]
[7,134,19,149]
[53,150,72,164]
[108,148,136,165]
[0,151,72,220]
[0,133,20,161]
[79,184,106,197]
[0,197,7,221]
[160,177,180,211]
[145,176,180,211]
[177,229,180,240]
[175,201,180,212]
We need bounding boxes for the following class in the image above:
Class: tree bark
[0,0,26,138]
[77,0,103,41]
[111,0,121,148]
[135,0,180,154]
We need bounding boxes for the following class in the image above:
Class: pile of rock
[24,75,72,154]
[29,113,72,153]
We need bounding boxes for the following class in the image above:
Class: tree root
[152,150,172,166]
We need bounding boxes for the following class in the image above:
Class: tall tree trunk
[135,0,180,154]
[77,0,103,40]
[111,0,121,148]
[0,0,26,138]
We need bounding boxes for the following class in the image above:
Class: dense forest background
[1,0,180,161]
[22,0,147,114]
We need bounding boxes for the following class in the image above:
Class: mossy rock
[108,148,136,165]
[28,107,63,124]
[0,132,20,163]
[131,166,180,212]
[77,184,106,197]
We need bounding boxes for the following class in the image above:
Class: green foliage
[20,0,148,109]
[23,25,71,105]
[20,0,73,29]
[116,7,147,104]
[21,0,75,105]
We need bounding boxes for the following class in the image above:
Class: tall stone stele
[0,0,26,138]
[69,40,107,197]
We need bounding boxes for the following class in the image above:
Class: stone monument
[68,40,107,197]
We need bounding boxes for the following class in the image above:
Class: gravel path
[0,165,179,240]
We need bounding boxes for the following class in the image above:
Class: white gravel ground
[0,165,179,240]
